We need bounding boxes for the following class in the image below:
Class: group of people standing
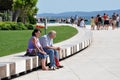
[26,29,63,70]
[58,15,86,28]
[90,13,120,30]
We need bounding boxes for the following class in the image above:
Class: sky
[37,0,120,14]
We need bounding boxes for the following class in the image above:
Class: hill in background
[37,9,120,18]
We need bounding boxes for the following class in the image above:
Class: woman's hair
[32,29,41,36]
[80,18,83,21]
[91,16,94,18]
[97,14,100,17]
[104,13,106,15]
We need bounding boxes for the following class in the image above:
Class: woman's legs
[104,25,107,30]
[97,25,99,30]
[93,25,95,30]
[97,23,101,30]
[98,25,100,30]
[41,58,48,70]
[112,24,115,30]
[112,21,116,30]
[107,25,109,30]
[37,53,48,70]
[91,25,94,30]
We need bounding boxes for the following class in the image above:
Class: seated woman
[27,29,48,70]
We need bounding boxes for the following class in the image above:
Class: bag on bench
[24,49,37,56]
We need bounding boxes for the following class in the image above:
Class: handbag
[24,49,37,56]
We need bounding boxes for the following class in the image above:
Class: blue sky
[37,0,120,14]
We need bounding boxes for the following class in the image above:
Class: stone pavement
[12,26,120,80]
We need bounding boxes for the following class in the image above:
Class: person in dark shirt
[112,13,117,30]
[97,14,102,30]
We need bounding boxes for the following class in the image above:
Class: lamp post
[44,18,47,35]
[34,15,36,19]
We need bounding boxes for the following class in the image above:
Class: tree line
[0,0,38,24]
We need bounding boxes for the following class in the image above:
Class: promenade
[12,26,120,80]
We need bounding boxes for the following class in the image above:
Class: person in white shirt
[80,19,85,28]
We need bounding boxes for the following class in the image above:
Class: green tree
[27,7,38,24]
[0,0,13,21]
[0,0,13,11]
[12,0,38,23]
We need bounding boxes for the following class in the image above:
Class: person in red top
[103,13,107,20]
[103,13,110,30]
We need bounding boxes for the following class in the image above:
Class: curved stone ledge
[0,24,93,79]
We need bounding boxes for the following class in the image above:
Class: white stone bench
[0,24,93,79]
[0,56,40,79]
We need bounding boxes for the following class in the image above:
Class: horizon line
[37,9,120,14]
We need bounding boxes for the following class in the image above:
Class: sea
[38,16,91,25]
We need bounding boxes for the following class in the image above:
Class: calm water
[39,16,91,25]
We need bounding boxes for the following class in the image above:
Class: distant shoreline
[37,9,120,18]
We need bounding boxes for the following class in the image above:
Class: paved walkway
[12,26,120,80]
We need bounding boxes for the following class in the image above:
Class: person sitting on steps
[26,29,48,70]
[40,30,64,70]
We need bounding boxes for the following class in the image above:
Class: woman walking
[103,13,110,30]
[90,16,95,30]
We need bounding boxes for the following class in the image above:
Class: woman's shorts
[91,23,95,26]
[104,20,109,25]
[112,20,116,25]
[98,22,102,25]
[95,22,98,25]
[37,52,48,59]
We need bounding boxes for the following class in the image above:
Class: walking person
[103,13,110,30]
[109,18,113,27]
[116,14,120,28]
[101,17,104,30]
[80,19,86,28]
[95,15,98,30]
[96,14,102,30]
[112,13,117,30]
[90,16,95,30]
